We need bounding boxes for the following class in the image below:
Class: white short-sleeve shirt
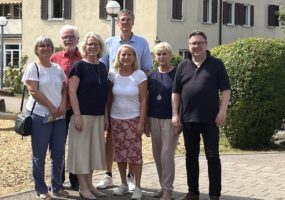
[109,69,147,119]
[21,62,66,117]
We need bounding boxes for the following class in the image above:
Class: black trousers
[62,109,79,187]
[183,122,221,197]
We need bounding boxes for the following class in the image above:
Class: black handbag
[15,63,39,137]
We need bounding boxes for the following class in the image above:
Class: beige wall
[22,0,284,62]
[22,0,158,63]
[156,0,284,53]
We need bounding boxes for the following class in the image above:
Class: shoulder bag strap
[30,63,39,115]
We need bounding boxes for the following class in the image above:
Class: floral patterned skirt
[110,117,142,164]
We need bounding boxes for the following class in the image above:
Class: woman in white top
[21,36,67,200]
[109,44,147,200]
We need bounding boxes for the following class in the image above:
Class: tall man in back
[97,9,152,190]
[172,30,231,200]
[51,25,81,191]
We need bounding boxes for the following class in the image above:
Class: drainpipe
[219,0,222,45]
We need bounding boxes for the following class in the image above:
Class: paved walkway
[0,153,285,200]
[1,97,285,199]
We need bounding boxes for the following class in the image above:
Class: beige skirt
[67,115,106,174]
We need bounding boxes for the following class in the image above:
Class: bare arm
[138,80,148,136]
[215,89,231,127]
[69,75,83,131]
[58,81,67,116]
[172,92,182,130]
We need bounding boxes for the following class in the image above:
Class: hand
[172,114,181,129]
[144,123,150,137]
[74,114,83,131]
[175,125,183,135]
[215,110,227,127]
[58,105,66,117]
[137,122,144,136]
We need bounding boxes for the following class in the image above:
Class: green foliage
[211,38,285,149]
[152,52,183,69]
[4,55,28,93]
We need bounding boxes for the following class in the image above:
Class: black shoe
[210,196,220,200]
[182,192,199,200]
[71,184,79,191]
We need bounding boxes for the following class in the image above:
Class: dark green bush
[211,38,285,149]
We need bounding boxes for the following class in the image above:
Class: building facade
[20,0,284,62]
[0,0,21,68]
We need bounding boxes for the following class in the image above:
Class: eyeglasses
[189,41,207,47]
[61,35,76,40]
[86,43,100,47]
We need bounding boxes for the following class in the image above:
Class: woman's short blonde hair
[153,42,173,56]
[34,35,54,56]
[113,44,138,72]
[80,32,105,58]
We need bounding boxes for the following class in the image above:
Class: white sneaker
[113,183,129,196]
[96,174,113,189]
[127,172,136,191]
[131,187,142,200]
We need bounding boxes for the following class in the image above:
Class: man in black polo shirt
[172,30,231,200]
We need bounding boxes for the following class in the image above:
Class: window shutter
[239,4,246,25]
[212,0,217,23]
[250,5,254,26]
[202,0,207,22]
[274,5,279,26]
[99,0,107,19]
[268,5,274,26]
[41,0,48,20]
[125,0,133,13]
[172,0,182,20]
[64,0,71,19]
[268,5,279,27]
[235,3,241,25]
[223,2,229,24]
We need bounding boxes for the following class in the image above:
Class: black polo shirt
[172,53,230,124]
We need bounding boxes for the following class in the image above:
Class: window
[172,0,182,20]
[99,0,133,19]
[268,5,279,27]
[223,2,235,25]
[0,4,22,19]
[179,49,190,59]
[203,0,217,23]
[234,3,254,27]
[244,5,254,26]
[4,44,21,68]
[41,0,71,20]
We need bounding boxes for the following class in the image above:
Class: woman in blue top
[147,42,181,200]
[67,32,108,200]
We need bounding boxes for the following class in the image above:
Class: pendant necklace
[91,65,101,84]
[157,73,165,101]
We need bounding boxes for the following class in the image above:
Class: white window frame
[4,44,21,68]
[244,4,251,27]
[227,2,235,25]
[205,0,213,23]
[48,0,64,20]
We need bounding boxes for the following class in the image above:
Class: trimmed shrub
[211,38,285,149]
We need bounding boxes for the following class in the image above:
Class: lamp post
[0,16,8,89]
[106,1,121,36]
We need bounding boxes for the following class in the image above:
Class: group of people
[21,9,230,200]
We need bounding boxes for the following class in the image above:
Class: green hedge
[211,38,285,149]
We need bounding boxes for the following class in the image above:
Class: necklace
[157,73,165,101]
[91,65,101,84]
